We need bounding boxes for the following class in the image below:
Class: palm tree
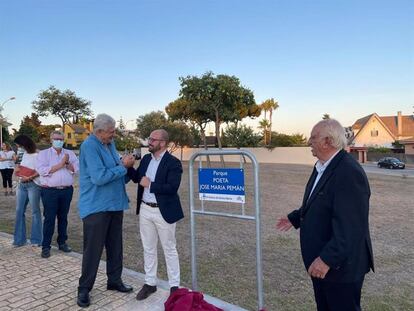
[260,98,279,145]
[258,119,270,145]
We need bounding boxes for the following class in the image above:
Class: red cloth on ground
[164,288,224,311]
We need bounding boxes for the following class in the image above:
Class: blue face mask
[52,140,64,149]
[17,147,25,154]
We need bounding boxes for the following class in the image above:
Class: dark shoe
[12,243,26,248]
[58,243,72,253]
[77,291,90,308]
[107,282,133,293]
[136,284,157,300]
[41,248,50,258]
[170,286,179,294]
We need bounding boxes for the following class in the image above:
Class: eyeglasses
[148,137,165,142]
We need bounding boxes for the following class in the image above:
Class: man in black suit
[277,119,374,311]
[128,129,184,301]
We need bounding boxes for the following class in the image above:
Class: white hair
[93,114,116,133]
[315,119,347,149]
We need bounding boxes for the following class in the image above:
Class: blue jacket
[128,151,184,224]
[78,134,129,219]
[288,150,374,283]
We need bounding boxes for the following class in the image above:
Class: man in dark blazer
[128,129,184,301]
[277,119,374,311]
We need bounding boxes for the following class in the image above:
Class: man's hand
[122,154,135,168]
[308,256,330,279]
[66,162,75,172]
[61,154,69,166]
[139,176,151,188]
[276,217,293,231]
[49,154,69,173]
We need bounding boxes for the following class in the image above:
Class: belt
[142,201,159,208]
[42,186,72,190]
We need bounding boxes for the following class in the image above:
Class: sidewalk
[0,232,247,311]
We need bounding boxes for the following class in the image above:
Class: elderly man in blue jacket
[128,129,184,301]
[77,113,135,308]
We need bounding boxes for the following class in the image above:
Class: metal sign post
[189,149,264,310]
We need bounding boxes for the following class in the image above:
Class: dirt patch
[0,162,413,310]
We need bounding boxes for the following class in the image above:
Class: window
[68,133,72,139]
[370,129,378,137]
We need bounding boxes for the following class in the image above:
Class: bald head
[152,129,169,142]
[148,129,169,156]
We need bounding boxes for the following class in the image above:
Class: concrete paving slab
[0,232,247,311]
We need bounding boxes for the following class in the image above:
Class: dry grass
[0,162,413,311]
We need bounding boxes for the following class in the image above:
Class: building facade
[349,111,414,148]
[63,121,93,148]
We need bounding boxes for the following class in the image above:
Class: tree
[267,132,308,148]
[260,98,279,145]
[114,129,140,152]
[258,119,271,145]
[322,113,330,120]
[118,117,126,130]
[223,124,261,148]
[290,133,308,145]
[136,111,193,157]
[392,140,404,150]
[189,125,202,147]
[179,72,261,149]
[164,122,193,156]
[38,124,60,142]
[136,111,169,139]
[32,86,92,126]
[166,98,210,149]
[22,113,42,129]
[1,127,10,143]
[16,113,59,143]
[18,123,40,142]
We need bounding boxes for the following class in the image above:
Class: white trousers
[139,204,180,287]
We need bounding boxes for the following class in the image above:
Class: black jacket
[128,151,184,224]
[288,150,374,282]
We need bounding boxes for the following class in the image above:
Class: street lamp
[0,96,16,145]
[0,96,16,110]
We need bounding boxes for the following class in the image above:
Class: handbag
[15,165,37,178]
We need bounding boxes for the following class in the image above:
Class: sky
[1,0,413,137]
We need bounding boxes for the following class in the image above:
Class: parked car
[377,157,405,169]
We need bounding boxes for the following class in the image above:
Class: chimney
[397,111,402,137]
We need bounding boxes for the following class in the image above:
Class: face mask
[52,140,64,149]
[17,147,25,153]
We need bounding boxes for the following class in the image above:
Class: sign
[198,168,245,203]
